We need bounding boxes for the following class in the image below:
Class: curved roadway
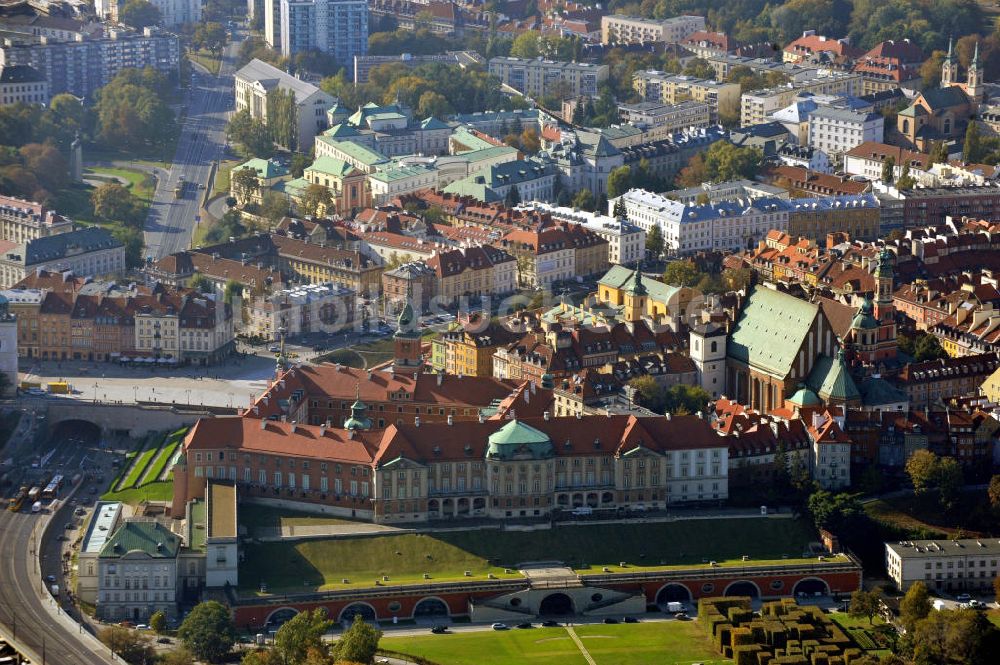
[144,36,241,260]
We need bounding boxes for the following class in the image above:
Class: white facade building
[517,202,646,266]
[611,189,790,255]
[248,282,356,339]
[148,0,202,27]
[807,107,884,162]
[689,322,727,398]
[886,538,1000,593]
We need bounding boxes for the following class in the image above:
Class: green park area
[380,621,727,665]
[239,517,826,594]
[101,427,187,505]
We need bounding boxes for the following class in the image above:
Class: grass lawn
[189,50,221,75]
[240,518,821,594]
[320,348,364,368]
[239,503,363,529]
[318,331,439,368]
[381,621,727,665]
[52,183,97,223]
[212,158,241,198]
[141,427,187,484]
[865,495,975,539]
[118,433,163,490]
[101,480,173,504]
[87,166,156,202]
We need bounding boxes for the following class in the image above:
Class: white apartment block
[808,107,884,162]
[611,189,789,255]
[664,179,789,205]
[516,202,646,266]
[813,438,850,490]
[368,164,439,205]
[0,65,48,106]
[234,59,336,150]
[601,14,705,45]
[488,57,608,100]
[740,71,864,127]
[886,539,1000,594]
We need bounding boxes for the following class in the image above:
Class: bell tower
[968,42,983,101]
[392,302,423,375]
[622,266,647,323]
[941,37,957,87]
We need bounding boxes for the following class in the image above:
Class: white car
[492,623,508,630]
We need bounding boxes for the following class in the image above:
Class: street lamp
[133,386,138,403]
[93,382,99,403]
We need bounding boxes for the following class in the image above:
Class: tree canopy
[178,601,237,663]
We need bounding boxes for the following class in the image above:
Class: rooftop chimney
[543,411,550,420]
[447,414,454,425]
[414,416,421,427]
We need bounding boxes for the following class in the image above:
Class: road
[144,37,240,260]
[0,422,117,665]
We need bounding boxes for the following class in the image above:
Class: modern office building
[886,538,1000,594]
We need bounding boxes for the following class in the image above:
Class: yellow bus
[47,382,69,394]
[7,486,27,511]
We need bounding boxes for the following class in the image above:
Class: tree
[417,90,452,119]
[299,183,333,218]
[988,474,1000,511]
[330,614,382,664]
[19,142,66,193]
[628,375,663,412]
[119,0,161,28]
[906,450,941,496]
[612,197,627,220]
[240,650,281,665]
[896,160,915,190]
[274,609,334,665]
[682,57,715,79]
[849,587,882,625]
[936,456,963,509]
[98,626,156,665]
[807,490,863,534]
[177,600,237,663]
[881,156,895,184]
[224,280,243,305]
[150,610,168,635]
[929,140,949,165]
[503,184,521,207]
[571,188,595,212]
[260,191,289,225]
[607,165,633,200]
[920,50,947,87]
[722,266,751,292]
[510,31,542,59]
[519,128,540,154]
[92,182,141,225]
[899,581,932,634]
[160,648,197,665]
[94,72,175,150]
[112,225,144,269]
[663,384,712,415]
[964,121,983,163]
[913,333,946,361]
[227,110,273,158]
[646,225,664,259]
[192,22,228,54]
[676,153,706,187]
[231,167,261,205]
[908,608,1000,665]
[663,260,702,287]
[190,273,213,293]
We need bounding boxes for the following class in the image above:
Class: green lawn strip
[239,518,819,594]
[380,627,588,665]
[212,159,241,198]
[575,622,728,665]
[380,622,728,665]
[101,481,174,505]
[139,428,186,486]
[238,503,364,529]
[120,433,166,490]
[317,349,364,368]
[111,435,151,491]
[85,167,156,202]
[829,612,891,655]
[189,50,221,75]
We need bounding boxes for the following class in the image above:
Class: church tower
[392,301,423,375]
[689,322,727,398]
[873,248,895,322]
[942,37,957,87]
[622,267,647,324]
[968,42,983,101]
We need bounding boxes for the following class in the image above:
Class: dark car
[156,637,171,644]
[542,620,560,628]
[430,625,448,634]
[603,618,619,624]
[516,622,533,629]
[623,616,639,623]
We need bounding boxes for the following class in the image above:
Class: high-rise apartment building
[276,0,368,64]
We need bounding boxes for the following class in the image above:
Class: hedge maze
[698,596,865,665]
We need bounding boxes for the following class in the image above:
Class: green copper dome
[787,383,822,407]
[851,297,880,330]
[487,420,554,460]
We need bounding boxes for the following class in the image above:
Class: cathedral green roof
[728,287,819,378]
[487,420,555,460]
